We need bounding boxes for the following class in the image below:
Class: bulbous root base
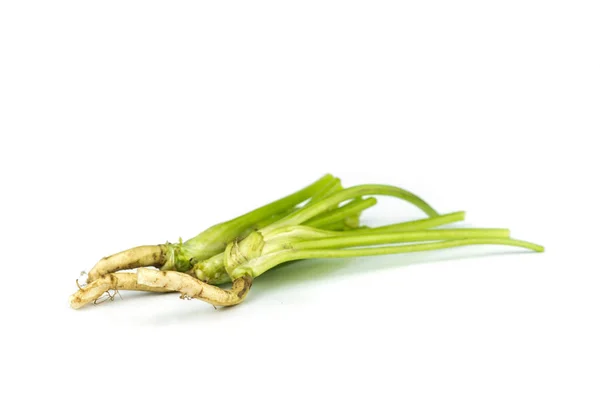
[87,245,167,283]
[136,268,253,307]
[69,272,172,309]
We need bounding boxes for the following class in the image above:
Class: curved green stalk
[261,184,438,234]
[232,238,545,279]
[307,197,378,228]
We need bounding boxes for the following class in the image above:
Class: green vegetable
[70,175,543,310]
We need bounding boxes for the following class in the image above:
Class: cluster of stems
[70,174,543,309]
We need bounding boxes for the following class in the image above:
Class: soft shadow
[71,285,250,325]
[143,297,252,326]
[250,247,541,299]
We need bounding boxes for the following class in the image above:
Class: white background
[1,1,598,408]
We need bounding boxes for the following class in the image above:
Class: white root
[136,268,253,307]
[87,245,166,283]
[70,272,171,309]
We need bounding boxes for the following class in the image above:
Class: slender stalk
[264,212,467,241]
[264,229,511,253]
[307,197,378,228]
[317,211,466,233]
[232,238,545,279]
[260,184,438,234]
[305,177,342,205]
[213,174,336,231]
[197,219,478,283]
[266,224,505,242]
[368,211,466,233]
[249,206,301,231]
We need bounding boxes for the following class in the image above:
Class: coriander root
[136,268,252,306]
[87,245,166,283]
[70,272,171,309]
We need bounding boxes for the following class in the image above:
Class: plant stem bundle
[70,174,543,310]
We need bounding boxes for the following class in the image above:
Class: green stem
[265,229,511,253]
[203,173,336,235]
[261,184,438,234]
[163,174,336,271]
[249,206,300,231]
[270,226,510,242]
[233,238,545,279]
[305,177,342,205]
[317,220,349,231]
[264,211,466,241]
[368,211,466,233]
[314,211,464,233]
[202,213,466,282]
[307,197,378,228]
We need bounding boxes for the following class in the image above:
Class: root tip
[69,293,84,309]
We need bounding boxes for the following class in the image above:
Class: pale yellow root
[136,268,253,307]
[70,272,172,309]
[87,245,166,283]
